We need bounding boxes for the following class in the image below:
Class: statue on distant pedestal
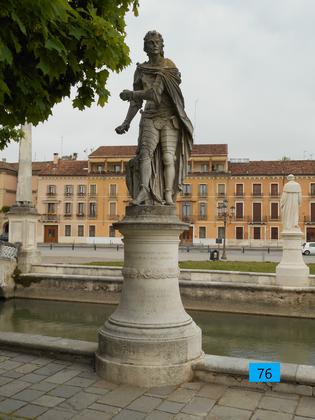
[115,30,193,206]
[280,174,302,231]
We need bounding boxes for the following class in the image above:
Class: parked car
[302,242,315,255]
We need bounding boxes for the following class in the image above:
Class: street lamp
[217,199,235,260]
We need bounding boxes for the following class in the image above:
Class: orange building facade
[1,145,315,246]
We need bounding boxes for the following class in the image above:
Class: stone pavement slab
[1,349,315,420]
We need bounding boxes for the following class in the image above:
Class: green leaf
[0,41,13,64]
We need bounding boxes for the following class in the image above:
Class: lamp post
[217,199,235,260]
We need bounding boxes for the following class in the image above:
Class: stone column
[276,230,310,286]
[96,205,203,387]
[7,123,41,273]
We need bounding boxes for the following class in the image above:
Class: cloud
[1,0,315,162]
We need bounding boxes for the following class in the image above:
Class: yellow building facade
[1,145,315,246]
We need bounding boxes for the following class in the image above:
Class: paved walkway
[0,350,314,419]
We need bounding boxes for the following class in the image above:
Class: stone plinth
[96,205,203,387]
[7,204,41,273]
[276,230,310,287]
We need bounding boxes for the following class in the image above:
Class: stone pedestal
[276,230,310,286]
[7,204,41,273]
[96,205,203,387]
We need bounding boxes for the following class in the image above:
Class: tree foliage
[0,0,139,148]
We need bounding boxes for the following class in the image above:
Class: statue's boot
[132,187,149,205]
[164,189,174,205]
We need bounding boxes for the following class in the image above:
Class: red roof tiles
[229,160,315,176]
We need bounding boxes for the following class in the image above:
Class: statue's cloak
[126,62,194,204]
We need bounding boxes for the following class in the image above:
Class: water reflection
[0,299,314,365]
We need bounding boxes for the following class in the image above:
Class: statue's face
[144,36,163,56]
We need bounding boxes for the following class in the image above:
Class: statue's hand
[119,90,133,101]
[115,122,130,135]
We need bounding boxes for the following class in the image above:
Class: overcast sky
[2,0,315,163]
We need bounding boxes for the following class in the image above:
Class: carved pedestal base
[276,230,310,287]
[96,205,203,387]
[7,204,41,273]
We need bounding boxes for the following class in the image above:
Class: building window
[96,164,104,173]
[217,226,225,239]
[89,202,97,217]
[47,185,56,195]
[77,202,85,216]
[110,184,117,198]
[199,203,207,220]
[199,226,206,239]
[270,183,279,196]
[235,184,244,196]
[78,225,84,237]
[89,225,96,237]
[182,202,191,216]
[65,225,71,237]
[64,202,72,215]
[64,185,73,196]
[252,183,262,196]
[89,184,97,196]
[235,226,244,239]
[109,225,115,237]
[217,184,226,197]
[235,202,244,219]
[253,226,261,239]
[310,183,315,196]
[213,162,225,172]
[270,202,279,220]
[201,163,209,172]
[47,203,56,214]
[78,185,86,196]
[109,202,117,217]
[182,184,192,196]
[253,202,262,223]
[199,184,207,197]
[271,227,279,240]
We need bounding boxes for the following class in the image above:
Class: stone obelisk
[276,174,310,286]
[7,123,41,272]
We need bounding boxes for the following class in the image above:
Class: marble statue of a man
[280,174,302,231]
[115,30,193,206]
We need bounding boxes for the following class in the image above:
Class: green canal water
[0,298,315,365]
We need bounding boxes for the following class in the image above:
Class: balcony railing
[198,192,208,198]
[234,192,244,197]
[109,193,117,198]
[88,213,97,219]
[197,214,207,221]
[76,213,85,218]
[181,191,192,197]
[247,216,267,224]
[64,213,72,218]
[46,191,56,197]
[304,216,315,224]
[251,192,263,197]
[269,216,280,221]
[77,192,86,197]
[64,192,73,197]
[269,193,280,198]
[216,192,226,198]
[41,214,60,222]
[235,215,245,221]
[108,214,120,220]
[180,215,196,224]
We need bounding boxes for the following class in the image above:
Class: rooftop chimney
[53,153,59,165]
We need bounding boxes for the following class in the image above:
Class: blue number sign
[249,362,280,383]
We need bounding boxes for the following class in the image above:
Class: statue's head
[287,174,295,181]
[144,30,164,57]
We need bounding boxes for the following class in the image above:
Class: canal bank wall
[12,264,315,318]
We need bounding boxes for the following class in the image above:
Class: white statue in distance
[280,174,302,232]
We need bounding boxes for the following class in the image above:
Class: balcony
[46,192,56,197]
[216,193,226,199]
[247,216,267,224]
[251,192,263,197]
[63,213,72,218]
[269,216,280,221]
[108,214,120,220]
[234,192,244,197]
[180,215,195,224]
[41,214,60,222]
[198,192,208,198]
[197,214,207,221]
[304,216,315,225]
[181,191,192,198]
[269,193,280,198]
[235,215,245,221]
[64,192,73,198]
[76,213,85,218]
[77,192,86,197]
[89,192,97,197]
[88,213,97,219]
[109,193,117,199]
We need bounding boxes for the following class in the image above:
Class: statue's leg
[132,119,159,205]
[161,121,179,205]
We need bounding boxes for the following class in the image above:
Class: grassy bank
[85,260,315,275]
